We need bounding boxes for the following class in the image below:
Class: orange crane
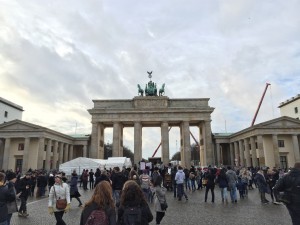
[251,83,271,126]
[151,128,199,158]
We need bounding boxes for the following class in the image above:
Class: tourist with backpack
[80,181,116,225]
[117,180,153,225]
[153,176,167,225]
[273,162,300,225]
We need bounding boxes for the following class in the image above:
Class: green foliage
[104,143,134,163]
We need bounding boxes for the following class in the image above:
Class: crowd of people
[0,161,299,225]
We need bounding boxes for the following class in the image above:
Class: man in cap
[273,162,300,225]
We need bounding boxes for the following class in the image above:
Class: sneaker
[23,212,29,217]
[18,212,24,217]
[78,203,83,207]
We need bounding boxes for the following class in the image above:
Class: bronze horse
[159,83,165,96]
[137,84,144,96]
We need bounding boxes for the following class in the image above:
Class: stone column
[83,145,87,157]
[113,122,123,157]
[272,134,280,168]
[22,137,31,174]
[244,138,251,167]
[216,143,220,166]
[53,141,58,169]
[90,122,98,159]
[234,142,239,166]
[257,135,265,166]
[134,121,142,164]
[37,137,45,169]
[69,145,73,160]
[229,143,234,166]
[45,139,52,171]
[292,134,300,161]
[238,140,244,167]
[161,122,170,165]
[198,124,206,166]
[2,138,11,170]
[181,121,191,168]
[250,137,257,167]
[64,144,69,163]
[98,123,105,159]
[58,142,64,166]
[0,139,4,169]
[203,120,213,166]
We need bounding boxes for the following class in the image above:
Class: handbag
[53,186,67,210]
[160,202,168,211]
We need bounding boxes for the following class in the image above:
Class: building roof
[278,94,300,108]
[0,97,24,111]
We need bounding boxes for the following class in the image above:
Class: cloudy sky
[1,0,300,159]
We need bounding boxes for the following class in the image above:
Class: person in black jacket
[18,172,31,217]
[37,172,47,197]
[0,172,16,224]
[94,170,111,187]
[111,167,126,206]
[80,181,116,225]
[204,168,216,203]
[117,180,153,225]
[273,162,300,225]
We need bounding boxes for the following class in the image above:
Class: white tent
[105,157,132,170]
[59,157,106,176]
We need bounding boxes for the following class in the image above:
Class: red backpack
[85,209,108,225]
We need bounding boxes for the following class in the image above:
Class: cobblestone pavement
[11,186,292,225]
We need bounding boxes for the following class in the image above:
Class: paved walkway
[11,186,292,225]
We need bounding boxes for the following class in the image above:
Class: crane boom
[251,83,271,126]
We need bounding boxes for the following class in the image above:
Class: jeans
[19,196,28,212]
[190,180,196,191]
[205,186,215,202]
[54,211,66,225]
[185,178,191,190]
[39,186,46,197]
[220,187,228,201]
[113,190,121,205]
[0,221,8,225]
[173,182,177,198]
[229,184,237,202]
[177,183,187,200]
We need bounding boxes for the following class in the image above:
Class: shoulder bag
[53,186,67,210]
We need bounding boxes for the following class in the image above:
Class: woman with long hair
[80,181,116,225]
[117,180,153,225]
[48,174,70,225]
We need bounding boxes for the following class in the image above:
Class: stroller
[164,173,173,191]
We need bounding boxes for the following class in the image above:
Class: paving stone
[10,186,291,225]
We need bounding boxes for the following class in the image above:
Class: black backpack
[122,206,142,225]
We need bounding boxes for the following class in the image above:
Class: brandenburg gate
[88,74,214,168]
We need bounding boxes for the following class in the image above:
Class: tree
[170,143,200,162]
[104,143,134,163]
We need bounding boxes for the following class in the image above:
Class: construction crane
[251,83,271,126]
[151,128,200,158]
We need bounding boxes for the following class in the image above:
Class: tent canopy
[105,157,132,170]
[59,157,132,175]
[59,157,106,176]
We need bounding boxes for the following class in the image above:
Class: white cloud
[1,0,300,159]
